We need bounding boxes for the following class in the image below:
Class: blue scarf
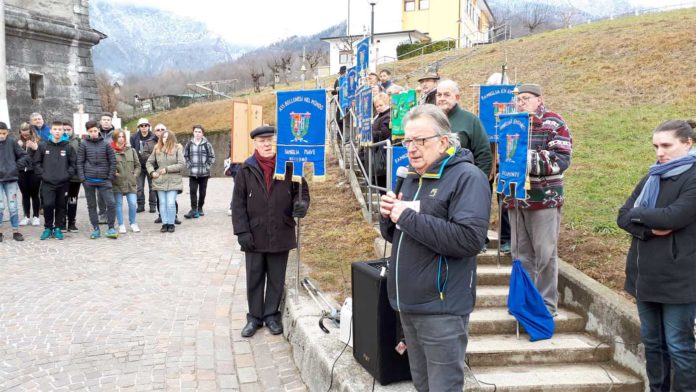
[634,151,696,208]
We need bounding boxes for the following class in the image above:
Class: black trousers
[18,170,41,218]
[41,182,68,229]
[65,181,81,226]
[83,184,116,229]
[189,176,209,210]
[245,250,289,326]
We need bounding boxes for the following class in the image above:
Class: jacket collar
[407,146,464,179]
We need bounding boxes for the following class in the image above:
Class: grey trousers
[509,207,561,313]
[399,312,470,392]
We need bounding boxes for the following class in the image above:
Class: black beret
[250,125,275,139]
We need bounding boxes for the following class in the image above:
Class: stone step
[469,363,643,392]
[476,285,509,307]
[467,332,611,366]
[486,230,499,248]
[476,265,512,286]
[469,307,586,335]
[477,250,512,265]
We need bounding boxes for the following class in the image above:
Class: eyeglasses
[401,134,440,148]
[139,124,150,128]
[516,95,535,103]
[154,128,165,131]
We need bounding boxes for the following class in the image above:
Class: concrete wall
[178,129,231,178]
[3,1,102,130]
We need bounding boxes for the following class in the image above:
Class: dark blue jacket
[77,135,116,186]
[380,148,491,316]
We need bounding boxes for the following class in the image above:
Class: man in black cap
[417,72,440,105]
[232,126,310,337]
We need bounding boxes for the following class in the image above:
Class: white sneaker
[227,208,232,216]
[118,225,127,234]
[31,217,41,226]
[19,217,30,226]
[130,223,140,233]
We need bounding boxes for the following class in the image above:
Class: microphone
[393,166,408,197]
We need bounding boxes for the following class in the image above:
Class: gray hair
[154,123,166,131]
[437,79,460,95]
[29,112,42,120]
[403,104,460,148]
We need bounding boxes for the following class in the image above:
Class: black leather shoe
[160,224,168,233]
[167,224,175,233]
[136,206,145,213]
[266,319,283,335]
[241,321,261,338]
[154,216,162,223]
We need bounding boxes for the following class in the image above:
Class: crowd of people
[0,113,215,241]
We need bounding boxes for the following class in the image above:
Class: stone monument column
[0,0,9,127]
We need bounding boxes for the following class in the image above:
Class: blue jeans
[114,192,137,226]
[157,190,178,225]
[637,300,696,391]
[400,312,471,392]
[0,181,20,230]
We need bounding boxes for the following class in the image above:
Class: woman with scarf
[16,122,42,226]
[617,119,696,391]
[111,130,141,234]
[146,130,184,233]
[231,126,310,338]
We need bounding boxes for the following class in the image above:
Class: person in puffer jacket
[183,124,215,219]
[77,120,117,239]
[379,104,490,392]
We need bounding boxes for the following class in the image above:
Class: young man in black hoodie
[78,120,117,239]
[33,121,76,240]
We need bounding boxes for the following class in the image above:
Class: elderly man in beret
[232,126,310,337]
[504,83,572,316]
[417,72,440,105]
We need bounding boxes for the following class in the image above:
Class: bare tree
[266,55,282,90]
[560,0,578,28]
[279,52,293,86]
[522,3,550,33]
[245,61,265,93]
[303,48,326,75]
[96,72,117,113]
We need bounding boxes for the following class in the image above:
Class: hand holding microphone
[380,166,408,221]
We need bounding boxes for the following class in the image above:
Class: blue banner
[479,84,515,142]
[275,90,327,181]
[356,37,370,79]
[339,75,349,113]
[347,66,358,102]
[496,112,530,199]
[357,86,372,145]
[390,146,409,190]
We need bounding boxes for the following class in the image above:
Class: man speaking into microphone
[380,104,490,391]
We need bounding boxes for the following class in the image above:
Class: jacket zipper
[395,177,423,312]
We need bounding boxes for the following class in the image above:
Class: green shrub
[396,40,456,60]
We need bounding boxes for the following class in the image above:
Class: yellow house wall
[402,0,459,41]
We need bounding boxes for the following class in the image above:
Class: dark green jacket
[447,104,492,176]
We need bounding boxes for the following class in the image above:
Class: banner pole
[295,178,303,302]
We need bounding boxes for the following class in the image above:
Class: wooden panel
[230,101,262,163]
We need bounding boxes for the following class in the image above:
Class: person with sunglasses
[379,104,490,391]
[503,83,573,317]
[130,118,158,213]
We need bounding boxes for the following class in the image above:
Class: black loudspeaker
[351,260,412,385]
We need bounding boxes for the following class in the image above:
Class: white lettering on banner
[279,96,325,112]
[480,89,503,100]
[501,171,520,177]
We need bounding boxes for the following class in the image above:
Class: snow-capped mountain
[90,0,253,77]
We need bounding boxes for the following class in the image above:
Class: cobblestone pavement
[0,178,307,392]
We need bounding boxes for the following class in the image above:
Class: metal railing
[327,95,395,222]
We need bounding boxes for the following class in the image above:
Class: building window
[404,0,415,11]
[339,51,353,65]
[419,0,429,10]
[30,74,44,100]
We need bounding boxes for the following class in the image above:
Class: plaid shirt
[184,137,215,177]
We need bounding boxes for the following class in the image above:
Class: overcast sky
[108,0,346,46]
[106,0,690,46]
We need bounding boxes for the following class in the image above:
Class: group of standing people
[0,113,216,241]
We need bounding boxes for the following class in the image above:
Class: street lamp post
[369,1,377,45]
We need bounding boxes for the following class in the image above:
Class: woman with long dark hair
[16,122,41,226]
[617,119,696,391]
